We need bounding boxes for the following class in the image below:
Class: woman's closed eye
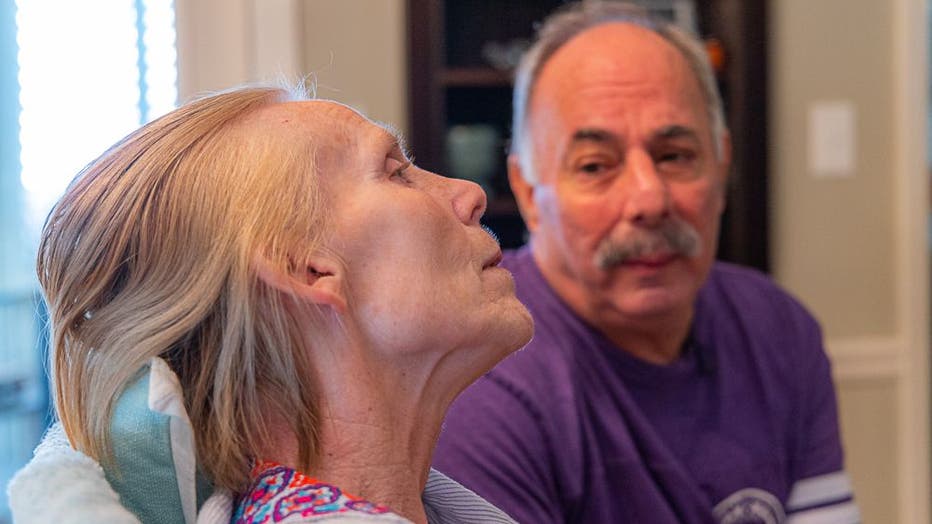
[386,156,413,185]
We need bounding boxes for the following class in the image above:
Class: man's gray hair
[510,1,727,183]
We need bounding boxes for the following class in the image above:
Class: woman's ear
[252,253,348,314]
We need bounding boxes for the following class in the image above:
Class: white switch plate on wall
[808,100,857,178]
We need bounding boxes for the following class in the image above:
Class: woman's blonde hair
[37,84,332,490]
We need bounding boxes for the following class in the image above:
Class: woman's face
[264,101,532,384]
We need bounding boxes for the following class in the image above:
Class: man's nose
[621,153,670,227]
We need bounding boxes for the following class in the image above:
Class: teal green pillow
[105,358,212,524]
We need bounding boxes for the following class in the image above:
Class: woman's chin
[487,306,535,365]
[510,301,535,345]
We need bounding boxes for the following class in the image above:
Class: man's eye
[574,158,613,176]
[656,150,697,166]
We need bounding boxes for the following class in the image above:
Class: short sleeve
[433,373,565,524]
[786,317,859,522]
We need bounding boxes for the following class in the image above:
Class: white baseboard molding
[825,336,902,382]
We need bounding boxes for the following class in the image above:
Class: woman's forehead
[254,100,391,147]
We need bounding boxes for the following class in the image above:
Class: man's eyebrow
[570,128,616,145]
[654,125,700,141]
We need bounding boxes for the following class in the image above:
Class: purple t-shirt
[433,247,857,523]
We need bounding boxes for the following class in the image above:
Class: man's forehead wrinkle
[540,67,705,143]
[566,48,680,88]
[572,76,666,99]
[549,63,685,114]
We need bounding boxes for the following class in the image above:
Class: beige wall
[175,0,305,99]
[836,378,901,522]
[175,0,254,99]
[301,0,408,135]
[174,0,408,134]
[771,0,896,339]
[771,0,929,522]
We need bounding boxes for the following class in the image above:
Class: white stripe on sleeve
[787,471,854,512]
[786,500,860,524]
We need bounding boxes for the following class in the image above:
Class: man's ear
[716,130,733,215]
[507,155,540,233]
[252,253,348,314]
[719,129,733,179]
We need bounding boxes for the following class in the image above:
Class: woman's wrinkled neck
[256,339,453,524]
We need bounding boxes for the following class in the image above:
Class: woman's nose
[445,176,487,225]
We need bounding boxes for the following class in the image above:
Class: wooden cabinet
[406,0,769,271]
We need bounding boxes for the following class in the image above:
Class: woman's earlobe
[301,263,348,314]
[252,254,348,314]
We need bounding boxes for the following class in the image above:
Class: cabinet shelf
[440,67,513,87]
[486,196,519,217]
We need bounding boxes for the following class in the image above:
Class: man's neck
[598,312,692,365]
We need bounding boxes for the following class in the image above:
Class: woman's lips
[482,251,503,270]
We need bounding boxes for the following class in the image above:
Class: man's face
[511,23,729,331]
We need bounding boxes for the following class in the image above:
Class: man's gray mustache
[594,220,701,269]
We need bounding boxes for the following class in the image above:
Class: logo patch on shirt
[713,488,785,524]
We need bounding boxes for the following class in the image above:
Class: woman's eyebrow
[374,120,411,158]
